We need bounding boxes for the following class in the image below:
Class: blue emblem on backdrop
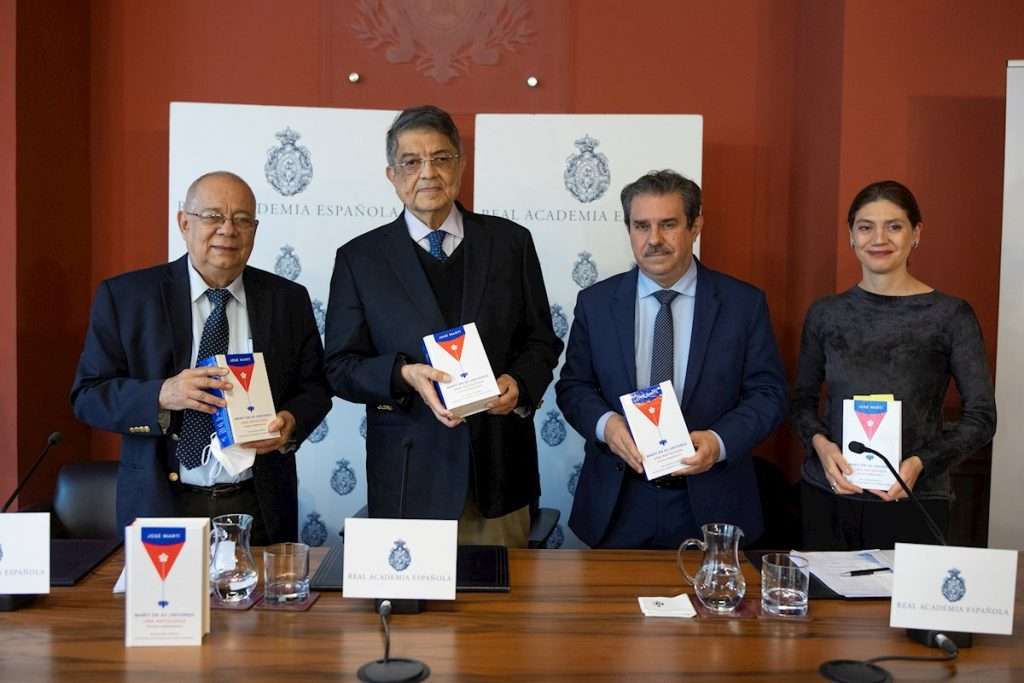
[275,245,301,281]
[389,540,412,572]
[564,135,610,203]
[540,410,567,447]
[330,459,357,496]
[307,418,328,444]
[265,127,313,197]
[359,416,367,439]
[567,463,582,496]
[301,512,328,547]
[550,304,569,339]
[942,568,966,602]
[572,252,599,288]
[0,543,4,562]
[546,525,565,549]
[311,299,327,336]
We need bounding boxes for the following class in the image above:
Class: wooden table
[1,549,1021,681]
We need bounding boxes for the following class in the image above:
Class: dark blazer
[555,260,787,546]
[324,205,563,519]
[71,255,332,542]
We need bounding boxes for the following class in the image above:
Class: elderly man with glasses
[72,171,331,543]
[325,105,562,548]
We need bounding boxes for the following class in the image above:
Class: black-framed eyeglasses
[185,211,259,230]
[393,153,461,175]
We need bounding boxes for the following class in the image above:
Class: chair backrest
[53,461,120,539]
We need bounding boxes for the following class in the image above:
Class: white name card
[343,518,457,601]
[125,517,210,647]
[890,543,1018,636]
[0,513,50,594]
[620,381,695,480]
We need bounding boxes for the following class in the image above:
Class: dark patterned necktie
[650,290,680,386]
[426,230,448,261]
[176,288,231,470]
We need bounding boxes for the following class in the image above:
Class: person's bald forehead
[185,171,255,208]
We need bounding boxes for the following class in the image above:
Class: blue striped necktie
[426,230,448,261]
[649,289,679,386]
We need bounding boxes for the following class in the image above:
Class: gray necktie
[650,290,680,386]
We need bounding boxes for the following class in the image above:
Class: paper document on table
[794,549,894,598]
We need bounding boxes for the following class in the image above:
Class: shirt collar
[637,257,698,299]
[187,259,246,307]
[404,205,464,243]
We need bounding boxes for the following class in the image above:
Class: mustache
[643,246,673,257]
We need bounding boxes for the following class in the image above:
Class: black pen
[842,567,892,577]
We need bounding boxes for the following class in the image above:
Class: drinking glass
[761,552,809,616]
[263,542,310,604]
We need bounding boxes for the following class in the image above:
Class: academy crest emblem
[311,299,327,336]
[540,410,566,447]
[265,127,313,197]
[331,459,358,496]
[564,135,610,204]
[275,245,302,281]
[359,416,368,439]
[550,304,569,339]
[307,418,329,444]
[546,524,565,549]
[572,252,599,288]
[301,512,328,547]
[942,568,966,602]
[0,543,4,562]
[389,540,412,572]
[567,462,582,496]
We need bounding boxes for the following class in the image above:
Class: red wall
[5,0,1024,499]
[0,0,17,504]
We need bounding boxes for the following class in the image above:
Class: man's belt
[178,479,255,498]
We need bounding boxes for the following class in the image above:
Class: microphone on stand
[1,431,62,612]
[847,441,946,546]
[3,431,63,512]
[376,437,421,615]
[817,441,971,679]
[357,599,430,682]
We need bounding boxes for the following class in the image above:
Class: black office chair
[36,461,121,539]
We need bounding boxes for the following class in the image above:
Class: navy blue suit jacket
[324,207,562,519]
[555,260,786,546]
[71,256,332,542]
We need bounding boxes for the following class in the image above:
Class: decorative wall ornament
[352,0,533,84]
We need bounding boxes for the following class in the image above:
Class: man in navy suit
[556,170,786,548]
[325,106,562,547]
[72,171,331,544]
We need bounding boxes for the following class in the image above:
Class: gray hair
[620,170,702,228]
[385,105,462,166]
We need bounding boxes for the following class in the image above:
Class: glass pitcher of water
[676,522,746,612]
[210,513,258,602]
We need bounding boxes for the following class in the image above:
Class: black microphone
[356,599,430,683]
[847,441,946,546]
[398,437,413,520]
[2,432,62,512]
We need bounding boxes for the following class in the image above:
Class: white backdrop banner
[169,102,399,548]
[474,114,704,548]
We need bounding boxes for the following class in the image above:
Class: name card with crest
[0,513,50,594]
[890,543,1017,636]
[619,381,695,480]
[343,518,457,601]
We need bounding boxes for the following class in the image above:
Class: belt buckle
[209,483,241,498]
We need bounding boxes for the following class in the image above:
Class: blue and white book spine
[196,352,278,447]
[421,322,500,418]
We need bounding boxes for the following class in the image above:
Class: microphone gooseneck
[3,431,64,512]
[846,441,946,546]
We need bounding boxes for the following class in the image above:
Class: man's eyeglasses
[185,211,259,230]
[393,153,461,175]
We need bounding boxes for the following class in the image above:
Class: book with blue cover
[197,352,279,447]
